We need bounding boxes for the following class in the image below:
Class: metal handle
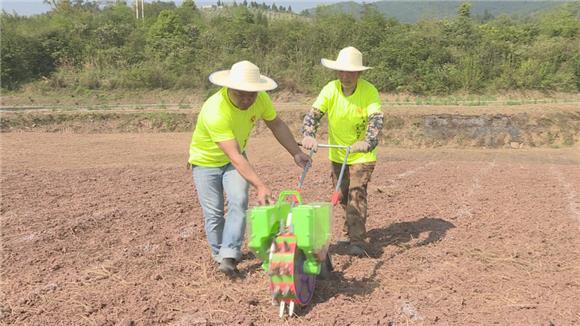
[296,142,350,150]
[317,144,350,149]
[297,143,351,206]
[297,147,315,190]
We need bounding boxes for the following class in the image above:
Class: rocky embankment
[1,105,579,148]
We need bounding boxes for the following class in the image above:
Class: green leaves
[1,2,578,94]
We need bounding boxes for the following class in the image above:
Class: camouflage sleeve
[365,112,384,151]
[301,108,325,138]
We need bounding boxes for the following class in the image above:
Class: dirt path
[1,133,579,325]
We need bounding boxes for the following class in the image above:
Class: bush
[2,2,578,94]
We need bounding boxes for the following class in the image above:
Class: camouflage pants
[331,162,376,245]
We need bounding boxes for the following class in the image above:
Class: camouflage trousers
[331,162,376,245]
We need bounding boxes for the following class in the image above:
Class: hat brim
[209,70,278,92]
[321,58,372,72]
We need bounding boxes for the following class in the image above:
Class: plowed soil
[1,133,579,325]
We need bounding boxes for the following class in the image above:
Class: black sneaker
[218,258,239,275]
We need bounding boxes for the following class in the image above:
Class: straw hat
[209,61,277,92]
[321,47,372,72]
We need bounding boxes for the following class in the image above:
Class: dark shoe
[218,258,239,275]
[337,238,351,245]
[347,244,367,257]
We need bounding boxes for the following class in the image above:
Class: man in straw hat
[189,60,310,275]
[301,46,384,257]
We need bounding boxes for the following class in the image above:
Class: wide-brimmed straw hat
[209,61,277,92]
[321,46,372,72]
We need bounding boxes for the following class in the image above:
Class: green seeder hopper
[247,144,351,317]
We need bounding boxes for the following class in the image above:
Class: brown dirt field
[1,133,579,325]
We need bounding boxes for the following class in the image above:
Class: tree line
[214,1,292,13]
[1,0,578,94]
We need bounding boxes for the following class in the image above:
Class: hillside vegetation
[310,1,571,22]
[1,0,578,95]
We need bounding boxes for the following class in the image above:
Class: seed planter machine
[247,144,351,317]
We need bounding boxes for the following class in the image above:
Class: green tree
[2,0,578,94]
[1,14,56,89]
[457,2,471,18]
[146,10,193,63]
[181,0,197,11]
[537,3,579,38]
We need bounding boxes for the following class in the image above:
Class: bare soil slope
[1,133,579,325]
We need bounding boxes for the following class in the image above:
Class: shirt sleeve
[259,92,277,121]
[302,108,325,137]
[366,85,382,116]
[365,112,384,151]
[202,109,235,143]
[312,82,333,114]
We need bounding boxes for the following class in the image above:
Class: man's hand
[256,185,275,206]
[351,141,371,153]
[293,152,311,168]
[301,136,318,152]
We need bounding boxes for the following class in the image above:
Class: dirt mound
[382,111,580,148]
[1,133,579,324]
[0,111,194,133]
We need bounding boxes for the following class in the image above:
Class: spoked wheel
[294,249,316,305]
[269,234,318,317]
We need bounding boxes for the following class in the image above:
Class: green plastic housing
[247,202,290,271]
[291,202,332,274]
[247,190,332,275]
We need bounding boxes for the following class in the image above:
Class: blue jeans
[192,163,249,263]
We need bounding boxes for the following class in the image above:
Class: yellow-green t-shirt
[188,87,277,167]
[313,79,382,164]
